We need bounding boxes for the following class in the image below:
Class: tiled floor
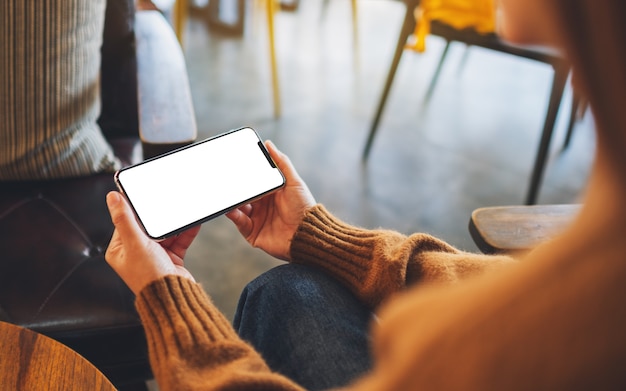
[175,0,594,322]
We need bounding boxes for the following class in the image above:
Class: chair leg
[351,0,358,51]
[173,0,188,47]
[423,40,451,105]
[320,0,330,22]
[362,0,418,161]
[562,91,585,150]
[561,92,579,151]
[525,61,569,205]
[267,0,281,118]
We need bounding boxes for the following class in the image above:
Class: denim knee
[237,264,336,309]
[232,263,373,390]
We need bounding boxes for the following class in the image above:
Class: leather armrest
[135,9,197,159]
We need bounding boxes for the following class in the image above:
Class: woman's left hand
[105,191,200,295]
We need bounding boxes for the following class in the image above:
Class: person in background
[105,0,626,389]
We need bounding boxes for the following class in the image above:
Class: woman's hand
[226,140,316,261]
[105,191,201,295]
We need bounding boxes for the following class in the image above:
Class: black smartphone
[114,127,285,240]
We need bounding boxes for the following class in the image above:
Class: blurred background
[163,0,594,321]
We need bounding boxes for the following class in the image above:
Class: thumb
[264,140,301,184]
[106,191,147,243]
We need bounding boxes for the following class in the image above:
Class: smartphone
[114,127,285,240]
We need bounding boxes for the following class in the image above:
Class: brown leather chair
[0,1,196,389]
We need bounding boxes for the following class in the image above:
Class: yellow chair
[174,0,358,119]
[260,0,359,118]
[173,0,281,117]
[363,0,572,205]
[257,0,360,118]
[265,0,281,118]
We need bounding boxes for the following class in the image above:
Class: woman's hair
[550,1,626,178]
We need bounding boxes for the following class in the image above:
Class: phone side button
[258,141,276,168]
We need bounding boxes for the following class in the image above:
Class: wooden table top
[0,321,116,390]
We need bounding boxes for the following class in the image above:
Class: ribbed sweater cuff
[291,204,373,271]
[136,275,239,359]
[290,204,407,306]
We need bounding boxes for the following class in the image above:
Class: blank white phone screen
[115,128,284,239]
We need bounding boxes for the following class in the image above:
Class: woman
[105,0,626,389]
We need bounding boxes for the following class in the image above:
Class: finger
[225,208,241,222]
[225,206,250,223]
[106,191,147,244]
[239,203,253,216]
[161,224,201,246]
[225,208,253,238]
[225,208,249,228]
[177,225,202,245]
[226,204,252,219]
[166,225,202,260]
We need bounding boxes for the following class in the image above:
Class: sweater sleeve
[289,204,515,308]
[135,275,305,391]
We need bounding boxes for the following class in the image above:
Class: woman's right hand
[225,140,316,261]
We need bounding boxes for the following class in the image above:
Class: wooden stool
[469,204,581,254]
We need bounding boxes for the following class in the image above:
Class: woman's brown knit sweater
[135,205,513,390]
[135,204,626,390]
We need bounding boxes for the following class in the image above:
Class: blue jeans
[233,264,374,391]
